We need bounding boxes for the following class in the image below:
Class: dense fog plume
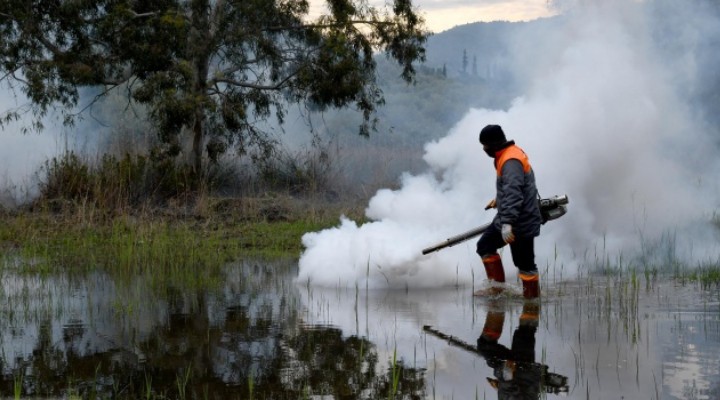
[0,92,60,205]
[0,113,108,206]
[298,1,720,288]
[0,87,141,206]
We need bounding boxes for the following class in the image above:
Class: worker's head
[479,124,506,157]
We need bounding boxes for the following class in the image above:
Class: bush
[36,151,196,210]
[256,145,334,196]
[34,144,344,212]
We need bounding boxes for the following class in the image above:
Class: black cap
[479,125,506,145]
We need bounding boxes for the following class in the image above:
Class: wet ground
[0,260,718,399]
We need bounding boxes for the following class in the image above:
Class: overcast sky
[309,0,557,33]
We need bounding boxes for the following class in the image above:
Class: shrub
[36,151,195,210]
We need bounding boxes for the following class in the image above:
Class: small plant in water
[176,365,192,400]
[144,371,153,400]
[388,348,400,400]
[13,371,23,400]
[248,372,255,400]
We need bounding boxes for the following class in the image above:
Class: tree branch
[266,20,395,32]
[128,10,160,19]
[70,82,122,118]
[210,67,301,91]
[211,77,284,91]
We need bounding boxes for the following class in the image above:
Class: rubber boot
[477,305,512,361]
[483,254,506,283]
[474,254,506,296]
[519,271,540,299]
[519,302,540,328]
[477,307,507,361]
[480,310,505,342]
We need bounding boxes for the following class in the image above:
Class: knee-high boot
[474,254,506,297]
[519,301,540,328]
[480,310,505,343]
[519,271,540,299]
[482,254,506,283]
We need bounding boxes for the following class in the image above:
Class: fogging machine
[421,194,569,255]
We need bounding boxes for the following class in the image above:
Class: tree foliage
[0,0,428,177]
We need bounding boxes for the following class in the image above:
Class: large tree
[0,0,427,176]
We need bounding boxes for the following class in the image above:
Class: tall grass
[13,371,22,400]
[572,229,720,286]
[3,211,334,262]
[27,143,358,215]
[0,194,362,295]
[37,151,198,210]
[176,366,192,400]
[388,348,400,400]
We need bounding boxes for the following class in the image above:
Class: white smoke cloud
[0,86,126,206]
[0,90,63,205]
[298,1,720,289]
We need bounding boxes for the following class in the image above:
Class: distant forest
[306,6,720,194]
[4,1,719,204]
[296,21,533,193]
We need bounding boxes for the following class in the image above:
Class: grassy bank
[0,195,364,281]
[3,193,719,288]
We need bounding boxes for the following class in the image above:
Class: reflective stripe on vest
[495,145,532,176]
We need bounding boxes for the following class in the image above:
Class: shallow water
[0,260,718,399]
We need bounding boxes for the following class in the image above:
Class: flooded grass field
[0,259,718,400]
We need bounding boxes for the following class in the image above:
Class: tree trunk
[190,0,211,178]
[192,112,204,176]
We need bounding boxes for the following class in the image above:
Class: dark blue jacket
[491,144,542,238]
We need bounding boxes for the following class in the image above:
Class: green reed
[144,371,153,400]
[573,227,720,288]
[13,371,22,400]
[176,365,192,400]
[388,348,400,400]
[0,208,341,293]
[248,373,255,400]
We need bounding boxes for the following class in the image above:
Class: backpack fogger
[421,195,569,255]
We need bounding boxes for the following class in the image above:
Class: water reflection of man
[476,302,568,399]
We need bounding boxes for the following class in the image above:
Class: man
[476,124,543,299]
[476,301,569,398]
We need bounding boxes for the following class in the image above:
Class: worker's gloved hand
[485,199,497,210]
[503,360,516,381]
[501,224,515,244]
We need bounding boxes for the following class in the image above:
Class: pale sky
[309,0,558,33]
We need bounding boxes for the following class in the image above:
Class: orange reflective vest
[495,145,532,176]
